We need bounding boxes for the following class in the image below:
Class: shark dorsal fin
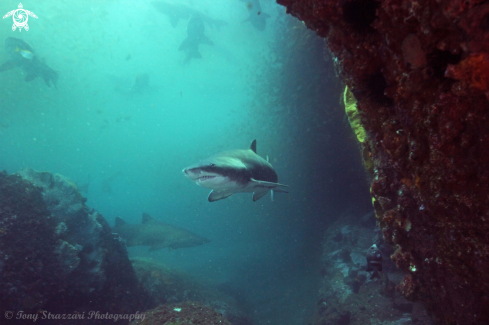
[115,217,127,227]
[142,212,157,224]
[250,139,257,153]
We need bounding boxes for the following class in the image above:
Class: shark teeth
[197,175,216,181]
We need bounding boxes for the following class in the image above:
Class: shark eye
[209,163,215,167]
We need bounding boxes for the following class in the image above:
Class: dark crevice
[480,13,489,32]
[427,49,462,80]
[341,0,380,34]
[352,72,394,107]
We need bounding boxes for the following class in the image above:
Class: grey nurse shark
[113,213,210,251]
[183,140,289,202]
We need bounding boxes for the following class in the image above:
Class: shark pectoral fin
[208,190,234,202]
[149,243,167,251]
[43,76,52,87]
[179,38,191,51]
[201,36,214,46]
[25,71,37,82]
[0,60,16,72]
[252,190,268,202]
[169,16,179,28]
[126,238,140,247]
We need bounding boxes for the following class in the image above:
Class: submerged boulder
[0,169,153,323]
[132,258,253,325]
[129,301,232,325]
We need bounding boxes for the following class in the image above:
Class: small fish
[366,244,383,279]
[15,47,34,60]
[0,38,58,88]
[125,53,131,61]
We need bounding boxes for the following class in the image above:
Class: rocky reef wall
[0,169,153,324]
[276,0,489,324]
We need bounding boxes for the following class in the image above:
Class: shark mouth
[196,175,217,182]
[183,167,220,182]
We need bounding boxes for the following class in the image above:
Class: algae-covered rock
[344,86,365,144]
[344,87,373,174]
[0,171,61,312]
[278,0,489,322]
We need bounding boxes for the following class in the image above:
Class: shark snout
[182,167,197,177]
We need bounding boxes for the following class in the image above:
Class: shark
[183,140,289,202]
[0,37,58,88]
[151,1,228,30]
[240,0,271,31]
[179,13,214,64]
[113,213,211,251]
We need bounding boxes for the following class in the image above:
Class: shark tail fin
[25,71,38,82]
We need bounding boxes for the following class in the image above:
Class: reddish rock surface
[276,0,489,324]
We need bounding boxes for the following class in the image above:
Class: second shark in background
[0,37,58,88]
[240,0,271,31]
[179,14,214,64]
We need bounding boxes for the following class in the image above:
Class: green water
[0,1,371,324]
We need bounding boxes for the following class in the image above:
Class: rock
[0,170,153,323]
[132,258,252,324]
[277,0,489,322]
[130,301,232,325]
[54,239,81,277]
[349,252,367,268]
